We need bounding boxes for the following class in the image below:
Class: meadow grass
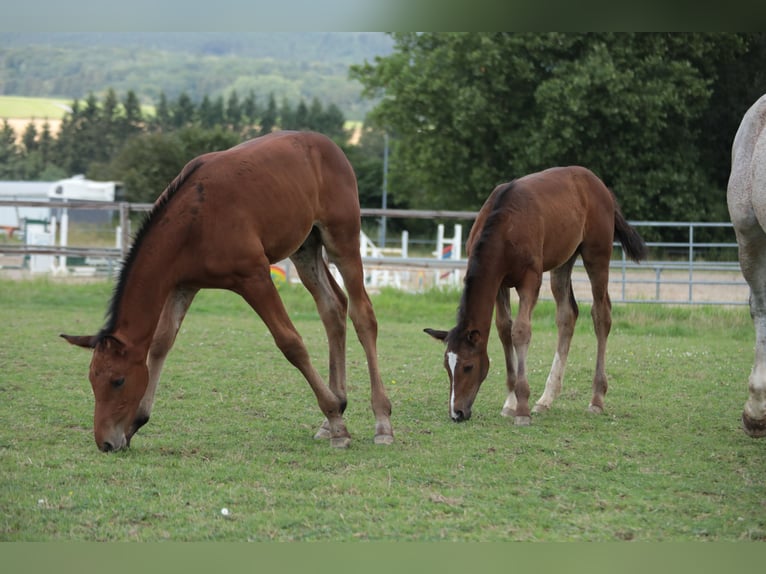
[0,278,764,541]
[0,96,73,119]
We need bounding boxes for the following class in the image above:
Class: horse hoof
[742,412,766,438]
[514,415,531,426]
[374,434,394,445]
[587,404,604,415]
[501,407,516,418]
[532,403,549,414]
[330,436,351,448]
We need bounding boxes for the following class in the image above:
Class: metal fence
[0,199,750,306]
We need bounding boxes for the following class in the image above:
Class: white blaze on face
[447,351,458,419]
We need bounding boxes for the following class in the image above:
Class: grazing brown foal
[426,166,646,425]
[63,131,393,451]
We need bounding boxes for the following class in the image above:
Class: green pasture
[0,95,155,121]
[0,278,764,541]
[0,96,72,119]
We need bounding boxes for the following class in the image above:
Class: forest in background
[0,32,393,120]
[2,32,766,243]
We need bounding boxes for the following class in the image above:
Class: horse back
[173,131,361,263]
[467,166,616,272]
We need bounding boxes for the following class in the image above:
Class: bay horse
[727,93,766,438]
[62,131,394,451]
[426,166,646,425]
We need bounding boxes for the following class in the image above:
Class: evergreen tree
[120,90,143,140]
[21,121,38,153]
[259,93,278,135]
[294,99,310,130]
[0,120,19,179]
[225,90,242,132]
[241,90,259,125]
[153,92,172,131]
[279,96,295,130]
[198,95,215,129]
[172,92,196,129]
[39,120,53,167]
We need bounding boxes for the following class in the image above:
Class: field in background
[1,279,764,541]
[0,95,72,140]
[0,95,362,144]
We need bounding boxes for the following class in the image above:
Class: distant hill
[0,32,394,121]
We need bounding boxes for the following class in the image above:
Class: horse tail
[613,203,647,263]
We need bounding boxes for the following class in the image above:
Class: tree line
[4,33,765,245]
[351,32,766,238]
[0,88,386,206]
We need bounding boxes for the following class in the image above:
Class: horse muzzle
[97,433,128,452]
[451,408,472,422]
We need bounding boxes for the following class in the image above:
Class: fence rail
[0,199,750,306]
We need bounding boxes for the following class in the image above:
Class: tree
[241,90,259,125]
[225,90,242,132]
[21,121,38,153]
[98,126,239,203]
[294,99,309,130]
[38,120,54,167]
[351,33,766,225]
[153,92,172,131]
[120,90,144,141]
[0,120,19,179]
[279,96,294,130]
[172,92,196,129]
[259,93,278,135]
[199,95,226,129]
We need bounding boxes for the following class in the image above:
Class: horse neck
[457,259,504,340]
[110,230,183,352]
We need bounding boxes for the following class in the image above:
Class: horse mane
[97,158,205,340]
[449,180,517,344]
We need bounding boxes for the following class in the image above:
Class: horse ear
[60,333,97,349]
[467,329,483,346]
[424,328,448,342]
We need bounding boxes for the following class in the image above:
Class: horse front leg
[495,287,518,417]
[511,276,541,426]
[135,287,198,436]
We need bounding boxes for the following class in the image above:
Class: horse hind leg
[235,258,351,448]
[290,229,349,441]
[736,228,766,437]
[321,227,393,444]
[534,256,579,414]
[582,250,612,414]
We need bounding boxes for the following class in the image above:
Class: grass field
[0,278,764,541]
[0,95,73,120]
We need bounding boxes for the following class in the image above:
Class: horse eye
[463,364,474,374]
[111,377,125,389]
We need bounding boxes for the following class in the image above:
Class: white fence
[0,200,750,306]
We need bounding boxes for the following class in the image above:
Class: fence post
[120,202,131,260]
[688,223,694,304]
